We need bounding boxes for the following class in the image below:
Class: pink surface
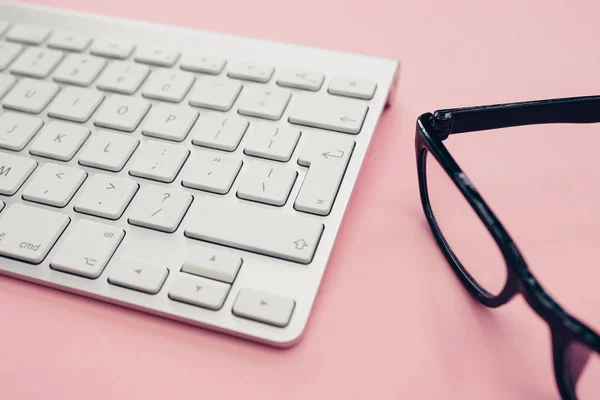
[2,0,600,398]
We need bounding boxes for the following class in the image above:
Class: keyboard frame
[0,1,399,347]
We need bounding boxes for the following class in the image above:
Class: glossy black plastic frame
[415,96,600,400]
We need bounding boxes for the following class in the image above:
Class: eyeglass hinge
[429,111,452,140]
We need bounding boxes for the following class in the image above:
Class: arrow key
[108,256,168,294]
[232,288,295,328]
[169,273,231,310]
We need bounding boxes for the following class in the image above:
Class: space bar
[184,196,324,264]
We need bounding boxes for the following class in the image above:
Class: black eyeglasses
[415,96,600,400]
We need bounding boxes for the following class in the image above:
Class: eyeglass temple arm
[429,96,600,140]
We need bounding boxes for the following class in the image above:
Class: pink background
[2,0,600,398]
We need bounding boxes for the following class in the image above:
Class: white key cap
[237,162,297,206]
[22,163,86,207]
[129,140,189,183]
[0,153,37,195]
[232,289,295,327]
[29,121,90,161]
[182,246,242,284]
[276,69,324,91]
[134,46,180,67]
[96,61,149,95]
[191,114,248,151]
[0,41,22,71]
[0,22,9,37]
[0,112,43,151]
[181,150,242,194]
[142,69,195,103]
[227,63,274,83]
[74,173,138,220]
[0,201,4,212]
[78,131,139,172]
[237,87,291,121]
[185,195,323,264]
[288,94,368,134]
[0,203,69,264]
[10,47,63,78]
[5,24,50,45]
[47,86,104,123]
[90,38,135,59]
[328,76,377,100]
[47,31,91,52]
[127,185,192,232]
[94,95,150,132]
[141,105,197,142]
[50,219,124,278]
[188,77,242,111]
[53,54,106,87]
[244,124,300,162]
[169,274,231,310]
[3,78,59,114]
[108,257,168,294]
[180,55,226,75]
[0,74,16,99]
[295,133,354,215]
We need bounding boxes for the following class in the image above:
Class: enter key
[295,134,355,216]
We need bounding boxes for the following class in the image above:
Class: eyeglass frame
[414,96,600,400]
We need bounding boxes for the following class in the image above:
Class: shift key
[0,203,70,264]
[184,196,324,264]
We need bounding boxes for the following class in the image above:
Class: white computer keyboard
[0,1,398,346]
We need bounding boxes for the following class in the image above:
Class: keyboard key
[180,55,226,75]
[276,69,324,91]
[50,219,124,278]
[295,133,354,215]
[191,114,248,152]
[90,38,135,59]
[237,86,291,121]
[182,246,242,284]
[0,41,22,71]
[96,61,149,95]
[29,121,90,161]
[134,46,179,67]
[169,274,230,310]
[127,185,192,233]
[328,76,376,100]
[188,76,242,111]
[0,73,16,99]
[53,54,106,87]
[94,95,150,132]
[227,62,274,83]
[232,289,295,327]
[185,195,323,264]
[243,124,300,162]
[0,22,9,37]
[129,140,189,183]
[0,112,43,151]
[74,173,138,220]
[47,31,91,52]
[5,24,50,45]
[142,69,195,103]
[237,162,297,206]
[47,86,104,123]
[288,94,368,134]
[22,163,87,207]
[10,47,64,78]
[3,78,60,114]
[78,131,139,172]
[181,149,242,194]
[0,203,69,264]
[0,153,37,195]
[141,104,198,142]
[108,257,168,294]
